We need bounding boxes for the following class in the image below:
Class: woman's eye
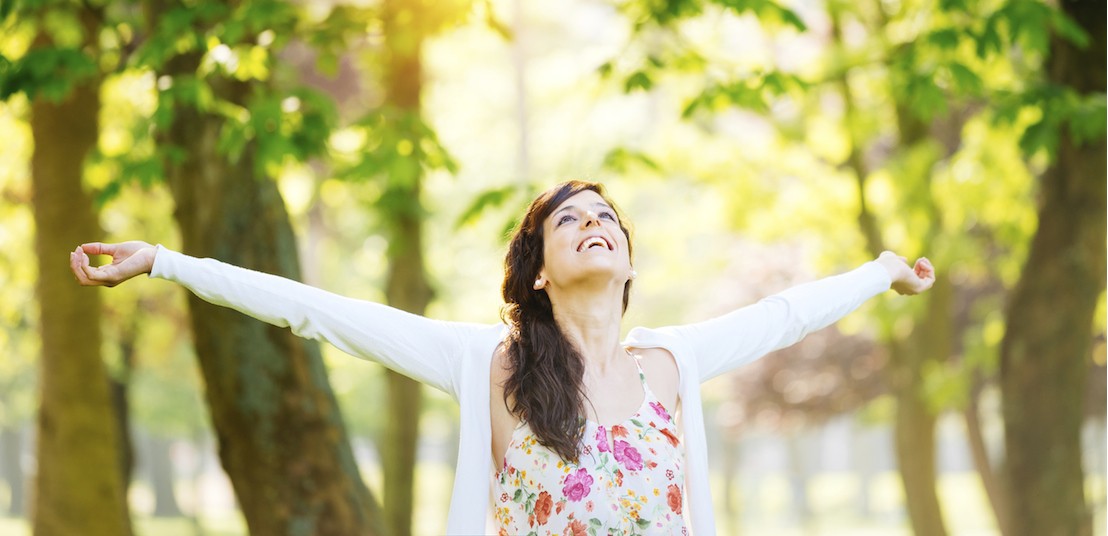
[600,211,616,221]
[557,214,575,225]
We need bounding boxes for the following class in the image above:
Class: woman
[71,180,934,535]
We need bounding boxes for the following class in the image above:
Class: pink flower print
[562,468,594,501]
[650,401,671,422]
[595,426,609,453]
[612,440,643,471]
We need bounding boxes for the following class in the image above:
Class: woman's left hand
[876,251,935,296]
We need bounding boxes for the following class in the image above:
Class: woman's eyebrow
[552,202,612,220]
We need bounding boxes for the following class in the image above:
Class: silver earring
[631,270,637,280]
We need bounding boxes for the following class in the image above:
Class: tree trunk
[29,37,132,534]
[146,433,182,517]
[892,373,945,536]
[0,425,25,515]
[163,108,384,535]
[380,3,433,534]
[833,4,952,527]
[112,315,138,490]
[964,380,1013,535]
[152,47,384,536]
[1000,3,1106,535]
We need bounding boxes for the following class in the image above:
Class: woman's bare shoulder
[490,342,512,387]
[631,347,681,409]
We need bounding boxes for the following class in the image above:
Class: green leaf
[906,75,947,120]
[947,63,983,95]
[976,14,1003,58]
[926,28,961,50]
[1019,118,1057,157]
[636,518,652,529]
[602,147,661,173]
[455,185,519,228]
[512,489,523,503]
[1068,94,1107,144]
[624,71,653,92]
[1050,8,1089,48]
[0,47,98,102]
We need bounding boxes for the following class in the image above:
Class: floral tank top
[494,357,687,535]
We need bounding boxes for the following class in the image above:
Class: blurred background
[0,0,1104,534]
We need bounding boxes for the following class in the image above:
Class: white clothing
[150,245,891,535]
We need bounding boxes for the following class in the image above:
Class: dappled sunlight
[1,0,1104,533]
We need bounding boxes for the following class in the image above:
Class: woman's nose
[583,211,600,227]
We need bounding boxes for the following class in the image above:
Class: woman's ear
[533,275,547,290]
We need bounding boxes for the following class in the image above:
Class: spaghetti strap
[630,353,654,396]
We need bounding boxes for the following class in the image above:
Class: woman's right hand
[70,241,157,287]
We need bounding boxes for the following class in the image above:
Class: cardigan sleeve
[149,245,490,398]
[660,261,892,383]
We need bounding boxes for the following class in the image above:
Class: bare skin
[69,193,936,472]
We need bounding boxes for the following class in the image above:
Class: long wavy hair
[500,180,633,462]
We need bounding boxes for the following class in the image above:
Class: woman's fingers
[72,242,156,287]
[70,249,91,285]
[911,257,936,293]
[71,246,116,286]
[80,242,113,257]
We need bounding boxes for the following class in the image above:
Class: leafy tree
[131,0,385,531]
[600,1,1100,535]
[999,1,1106,534]
[1,0,134,532]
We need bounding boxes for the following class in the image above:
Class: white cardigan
[150,245,891,535]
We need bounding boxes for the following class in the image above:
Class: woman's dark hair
[500,180,633,462]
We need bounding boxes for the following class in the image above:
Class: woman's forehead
[551,190,609,214]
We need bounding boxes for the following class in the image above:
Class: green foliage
[336,106,458,187]
[0,46,97,101]
[601,147,662,174]
[714,0,805,31]
[683,72,808,117]
[992,84,1108,159]
[617,0,804,31]
[455,184,522,229]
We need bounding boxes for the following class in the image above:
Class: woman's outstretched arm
[70,241,492,397]
[663,251,934,383]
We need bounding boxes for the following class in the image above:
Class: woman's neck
[547,282,626,374]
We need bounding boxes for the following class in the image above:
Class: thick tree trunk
[380,3,432,534]
[29,49,132,535]
[1000,3,1106,535]
[163,108,384,535]
[153,49,383,535]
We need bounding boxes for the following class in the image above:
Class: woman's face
[536,190,632,290]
